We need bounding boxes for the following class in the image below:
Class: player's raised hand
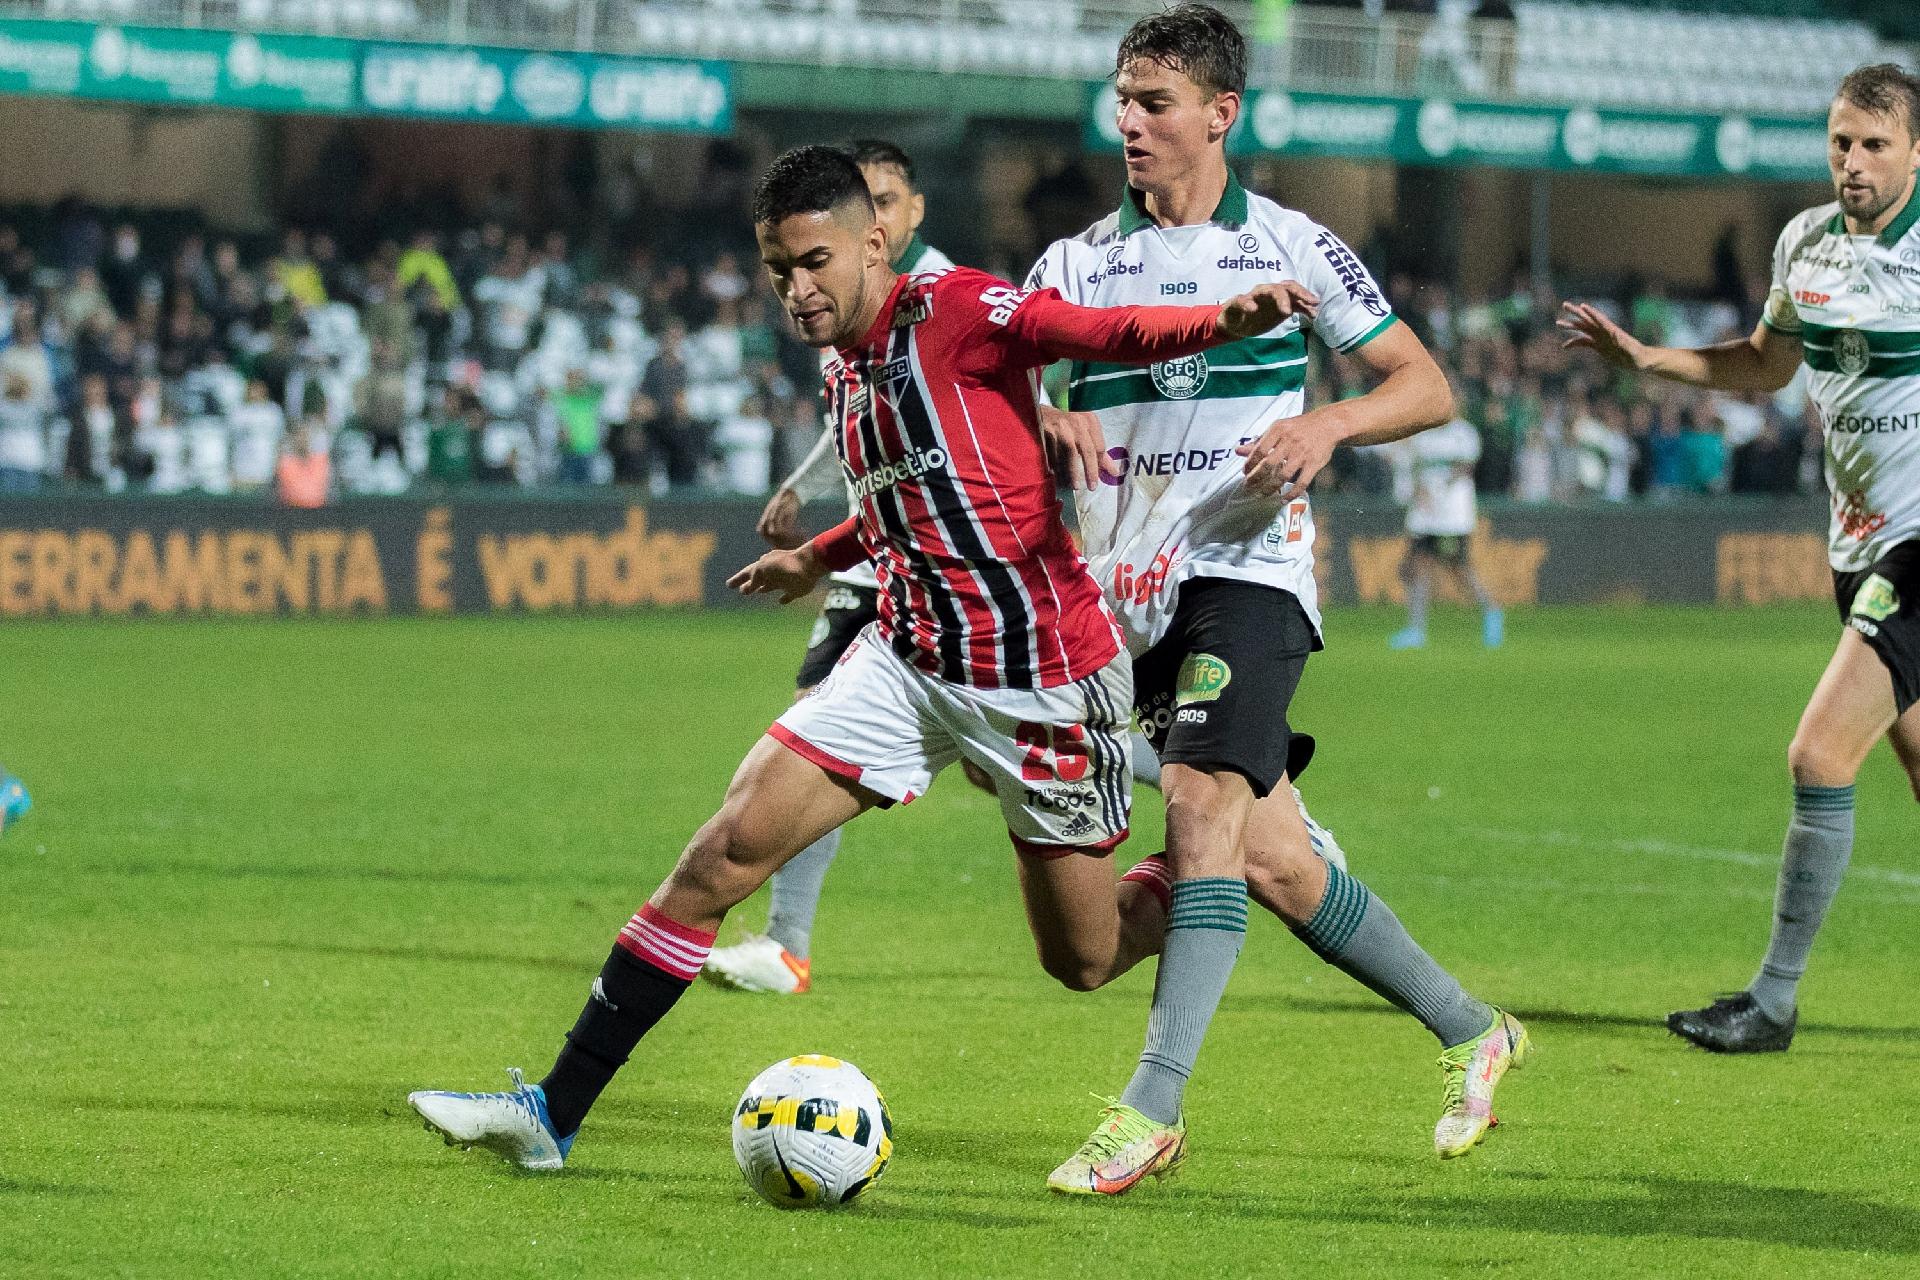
[1038,404,1123,491]
[1215,281,1319,340]
[1557,301,1645,369]
[757,487,805,549]
[729,546,826,604]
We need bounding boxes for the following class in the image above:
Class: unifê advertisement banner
[0,18,731,132]
[1085,83,1827,181]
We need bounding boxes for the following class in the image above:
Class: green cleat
[1047,1099,1185,1196]
[1434,1009,1532,1159]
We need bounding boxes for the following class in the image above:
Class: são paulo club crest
[1835,329,1871,376]
[1151,353,1209,400]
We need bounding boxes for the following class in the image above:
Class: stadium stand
[0,196,1817,506]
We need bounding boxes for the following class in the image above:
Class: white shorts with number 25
[770,627,1133,856]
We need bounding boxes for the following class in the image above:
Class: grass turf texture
[2,605,1917,1279]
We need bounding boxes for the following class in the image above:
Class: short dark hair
[1836,63,1920,139]
[752,145,876,227]
[1115,3,1247,98]
[844,139,917,191]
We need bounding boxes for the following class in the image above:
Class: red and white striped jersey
[810,266,1227,690]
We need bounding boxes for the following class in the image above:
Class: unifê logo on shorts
[851,447,948,498]
[1174,653,1232,706]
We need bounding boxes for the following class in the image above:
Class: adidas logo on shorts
[1061,812,1095,838]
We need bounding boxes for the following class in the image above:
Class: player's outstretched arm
[759,424,841,548]
[729,517,863,604]
[1557,302,1803,392]
[1006,281,1319,366]
[1237,320,1452,499]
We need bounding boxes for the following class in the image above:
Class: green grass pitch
[2,605,1917,1278]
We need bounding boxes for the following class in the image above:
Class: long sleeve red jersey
[811,266,1229,690]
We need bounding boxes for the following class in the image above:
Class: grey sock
[1119,877,1246,1125]
[1749,784,1855,1022]
[1130,732,1163,791]
[1406,566,1431,631]
[1292,863,1492,1047]
[766,829,841,960]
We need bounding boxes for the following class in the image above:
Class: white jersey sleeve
[1293,222,1397,354]
[779,422,842,503]
[1762,215,1809,335]
[1023,240,1078,304]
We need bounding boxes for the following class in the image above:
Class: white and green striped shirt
[1027,174,1395,651]
[1765,189,1920,570]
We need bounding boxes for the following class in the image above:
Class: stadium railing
[8,0,1907,117]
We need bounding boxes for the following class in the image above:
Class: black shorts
[1411,533,1469,565]
[1133,578,1320,799]
[795,583,881,689]
[1832,539,1920,715]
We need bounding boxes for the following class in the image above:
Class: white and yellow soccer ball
[732,1055,893,1209]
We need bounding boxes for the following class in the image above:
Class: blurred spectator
[424,387,479,487]
[1677,411,1727,495]
[396,230,461,311]
[0,307,55,411]
[65,373,121,485]
[0,372,46,492]
[640,321,700,488]
[1732,418,1804,495]
[276,418,331,508]
[230,378,286,493]
[714,392,775,495]
[551,367,604,485]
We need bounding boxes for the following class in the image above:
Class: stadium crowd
[0,199,1820,507]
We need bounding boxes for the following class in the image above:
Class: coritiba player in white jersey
[704,140,955,997]
[1028,5,1530,1194]
[1561,63,1920,1054]
[1389,417,1504,650]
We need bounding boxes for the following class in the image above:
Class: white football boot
[701,934,811,994]
[1294,786,1348,871]
[408,1068,574,1170]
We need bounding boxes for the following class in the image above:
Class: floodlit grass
[2,605,1916,1278]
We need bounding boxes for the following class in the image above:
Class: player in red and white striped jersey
[405,144,1315,1172]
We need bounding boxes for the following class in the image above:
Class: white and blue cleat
[1388,626,1427,650]
[0,770,29,836]
[408,1067,574,1170]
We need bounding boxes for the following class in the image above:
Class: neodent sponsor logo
[1823,411,1920,434]
[852,447,947,498]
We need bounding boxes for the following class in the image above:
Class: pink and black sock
[539,903,714,1137]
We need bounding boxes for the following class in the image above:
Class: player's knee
[1037,945,1111,992]
[1245,841,1318,923]
[676,811,778,902]
[1786,729,1860,788]
[1161,770,1247,874]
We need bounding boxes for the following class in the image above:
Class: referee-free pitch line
[1469,826,1920,890]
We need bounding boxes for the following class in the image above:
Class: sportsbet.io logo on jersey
[1151,353,1209,400]
[851,446,948,499]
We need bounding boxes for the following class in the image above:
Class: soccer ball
[732,1055,893,1209]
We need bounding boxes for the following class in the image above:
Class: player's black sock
[540,905,713,1137]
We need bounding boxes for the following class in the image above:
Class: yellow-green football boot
[1047,1099,1186,1195]
[1434,1009,1532,1159]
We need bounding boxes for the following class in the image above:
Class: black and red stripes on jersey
[810,266,1231,691]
